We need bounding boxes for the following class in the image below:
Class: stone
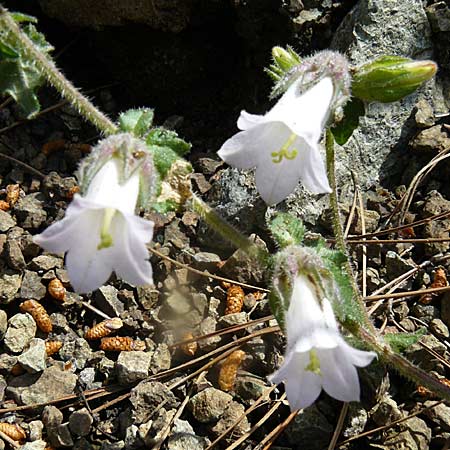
[423,401,450,431]
[188,387,233,423]
[69,408,93,436]
[0,271,21,303]
[5,239,26,270]
[415,98,435,128]
[421,191,450,254]
[218,312,248,327]
[137,285,159,310]
[404,416,432,449]
[116,351,152,384]
[29,254,63,271]
[149,343,171,374]
[130,380,178,424]
[28,420,44,441]
[20,270,46,300]
[14,193,47,229]
[7,365,77,405]
[0,210,15,232]
[404,334,447,374]
[371,396,403,426]
[197,317,221,351]
[410,125,450,153]
[192,252,221,272]
[95,285,124,317]
[235,377,266,402]
[427,2,450,32]
[0,309,7,338]
[0,375,6,402]
[342,405,368,438]
[411,304,439,324]
[18,338,47,373]
[430,318,449,338]
[20,442,47,450]
[385,251,416,281]
[4,313,36,353]
[211,401,250,437]
[42,405,74,447]
[59,338,93,370]
[167,433,209,450]
[166,292,191,315]
[0,354,18,371]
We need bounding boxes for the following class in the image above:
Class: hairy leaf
[331,97,365,145]
[385,328,427,353]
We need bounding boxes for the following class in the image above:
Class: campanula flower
[218,76,334,205]
[269,274,376,410]
[34,157,154,293]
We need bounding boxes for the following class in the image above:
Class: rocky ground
[1,0,450,449]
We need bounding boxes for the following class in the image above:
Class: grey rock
[342,405,368,438]
[188,387,233,423]
[405,334,447,374]
[95,285,124,317]
[166,292,191,315]
[149,343,171,374]
[116,351,152,384]
[18,338,47,373]
[20,442,47,450]
[430,318,449,339]
[235,377,266,402]
[371,396,403,426]
[211,401,250,437]
[0,354,18,371]
[4,313,36,353]
[14,193,47,229]
[5,239,26,270]
[20,270,46,300]
[421,191,450,254]
[42,405,74,447]
[385,251,416,281]
[69,408,93,436]
[192,252,221,271]
[78,367,99,390]
[410,125,450,152]
[0,309,7,338]
[59,338,93,370]
[101,442,125,450]
[411,304,439,324]
[168,433,209,450]
[0,271,21,303]
[415,98,435,128]
[219,312,248,327]
[285,403,333,449]
[220,234,268,285]
[0,210,16,232]
[404,416,432,449]
[130,380,178,424]
[29,254,63,271]
[164,219,190,249]
[28,420,44,441]
[7,365,77,405]
[423,401,450,431]
[427,2,450,32]
[197,317,221,351]
[0,375,6,402]
[136,285,159,310]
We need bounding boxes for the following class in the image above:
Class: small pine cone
[0,200,10,211]
[180,332,198,357]
[41,139,66,155]
[5,184,20,206]
[225,285,245,315]
[420,267,448,304]
[218,349,246,392]
[100,337,146,352]
[20,299,52,333]
[85,318,123,340]
[45,340,63,356]
[0,422,27,441]
[48,278,66,301]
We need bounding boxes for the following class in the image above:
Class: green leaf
[147,144,180,179]
[385,328,427,353]
[118,108,154,137]
[152,199,179,214]
[0,21,53,117]
[10,12,38,23]
[331,97,365,145]
[147,128,191,157]
[269,213,305,248]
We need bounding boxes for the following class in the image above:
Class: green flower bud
[352,56,437,103]
[266,46,301,82]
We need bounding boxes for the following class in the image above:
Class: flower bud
[352,56,437,103]
[271,46,301,73]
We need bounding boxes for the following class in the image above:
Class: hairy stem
[0,6,118,135]
[191,194,270,266]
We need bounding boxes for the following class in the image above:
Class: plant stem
[191,194,270,265]
[0,6,118,135]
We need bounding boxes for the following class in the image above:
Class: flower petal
[218,122,289,171]
[64,209,114,293]
[338,338,377,368]
[297,142,331,194]
[237,110,265,130]
[266,77,334,142]
[111,213,154,286]
[319,347,361,403]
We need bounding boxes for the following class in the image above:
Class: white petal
[319,347,361,403]
[298,142,331,194]
[33,195,92,253]
[237,110,265,130]
[266,77,334,141]
[85,159,140,214]
[218,122,289,171]
[285,352,322,410]
[64,209,114,293]
[294,329,339,353]
[338,338,377,368]
[111,213,154,286]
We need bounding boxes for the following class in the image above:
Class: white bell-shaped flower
[218,77,333,205]
[269,274,376,410]
[34,158,154,293]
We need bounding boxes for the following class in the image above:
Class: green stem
[191,194,270,266]
[0,6,118,136]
